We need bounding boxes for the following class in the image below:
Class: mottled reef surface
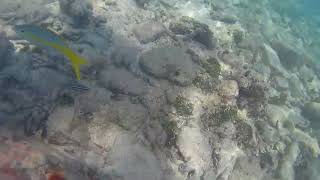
[0,0,320,179]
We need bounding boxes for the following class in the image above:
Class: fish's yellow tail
[52,44,88,80]
[67,50,88,80]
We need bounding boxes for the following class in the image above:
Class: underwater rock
[213,139,243,180]
[277,143,300,180]
[200,57,221,79]
[47,106,75,136]
[160,117,179,147]
[0,33,13,69]
[292,129,320,157]
[228,156,267,180]
[139,47,201,86]
[273,76,289,90]
[233,29,245,45]
[144,120,168,147]
[302,102,320,126]
[59,0,93,26]
[299,65,315,84]
[192,73,216,93]
[76,87,112,118]
[141,86,167,119]
[288,109,310,129]
[133,22,166,43]
[219,51,240,67]
[177,125,212,179]
[267,104,289,127]
[102,133,163,180]
[234,120,253,147]
[261,43,285,73]
[0,136,46,180]
[24,105,50,137]
[169,16,215,48]
[268,91,288,106]
[256,121,280,145]
[267,104,320,156]
[201,105,239,129]
[271,40,304,70]
[219,80,239,98]
[111,45,140,70]
[78,28,113,50]
[172,95,194,116]
[0,96,16,114]
[288,74,306,98]
[134,0,150,7]
[99,67,148,96]
[253,63,271,82]
[108,98,148,131]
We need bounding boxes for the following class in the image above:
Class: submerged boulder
[261,43,285,73]
[0,33,13,69]
[132,22,166,44]
[302,102,320,126]
[99,67,149,96]
[169,16,215,48]
[271,40,305,70]
[139,47,201,86]
[111,45,140,69]
[59,0,93,26]
[134,0,151,7]
[219,80,239,98]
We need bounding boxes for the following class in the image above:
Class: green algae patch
[235,121,253,148]
[56,93,75,106]
[173,95,194,116]
[218,106,238,123]
[169,16,195,35]
[192,74,216,93]
[202,106,239,127]
[269,93,288,105]
[161,120,179,147]
[233,29,245,44]
[169,16,214,48]
[201,57,221,79]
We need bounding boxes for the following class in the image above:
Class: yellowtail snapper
[14,24,88,80]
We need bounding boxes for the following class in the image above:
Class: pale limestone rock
[132,22,166,43]
[277,143,300,180]
[99,67,149,96]
[302,102,320,123]
[59,0,92,25]
[177,125,212,178]
[219,80,239,97]
[140,47,201,86]
[102,134,163,180]
[262,43,286,75]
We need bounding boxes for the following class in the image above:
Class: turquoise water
[0,0,319,179]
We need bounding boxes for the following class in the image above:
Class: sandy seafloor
[0,0,320,179]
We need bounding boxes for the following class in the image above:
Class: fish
[14,24,88,80]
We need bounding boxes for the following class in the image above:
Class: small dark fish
[67,81,90,92]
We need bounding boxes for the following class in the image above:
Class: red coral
[47,171,65,180]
